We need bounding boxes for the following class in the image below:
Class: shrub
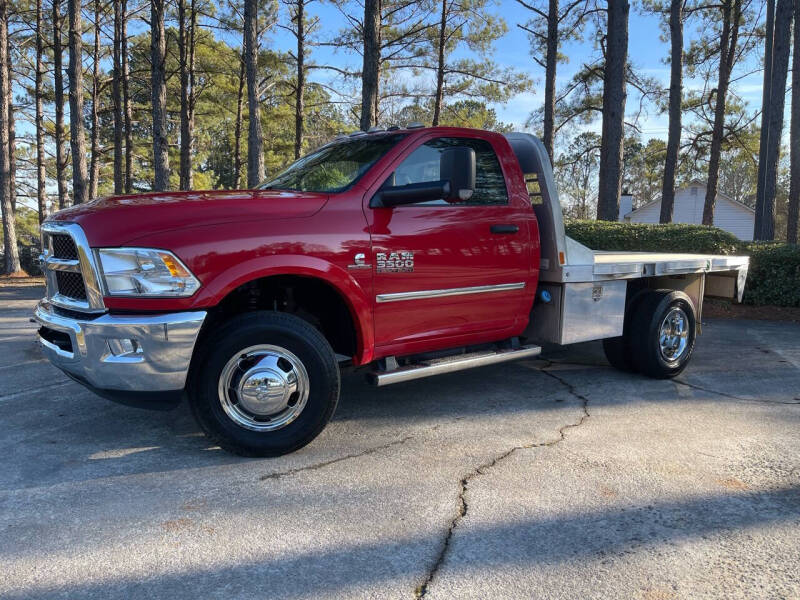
[738,243,800,307]
[564,219,800,307]
[564,220,741,255]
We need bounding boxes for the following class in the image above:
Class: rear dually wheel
[629,290,697,379]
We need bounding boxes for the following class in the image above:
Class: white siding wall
[711,200,755,241]
[626,200,661,223]
[625,184,754,241]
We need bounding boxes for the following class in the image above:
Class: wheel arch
[197,256,374,364]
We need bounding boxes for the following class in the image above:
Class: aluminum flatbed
[503,133,750,346]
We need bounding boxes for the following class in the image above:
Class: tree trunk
[755,0,792,241]
[703,0,741,226]
[0,0,19,274]
[89,0,101,199]
[755,0,775,234]
[234,47,245,189]
[244,0,264,186]
[597,0,629,221]
[151,0,169,191]
[112,0,123,194]
[659,0,683,224]
[542,0,558,161]
[431,0,447,126]
[789,0,800,244]
[178,0,195,189]
[294,0,305,159]
[122,0,132,193]
[68,0,89,205]
[360,0,380,130]
[53,0,68,209]
[187,0,196,187]
[7,48,14,214]
[179,0,188,189]
[35,0,47,224]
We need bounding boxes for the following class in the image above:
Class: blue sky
[259,1,767,143]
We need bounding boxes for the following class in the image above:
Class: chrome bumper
[34,300,206,393]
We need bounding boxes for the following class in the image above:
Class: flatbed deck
[540,237,750,287]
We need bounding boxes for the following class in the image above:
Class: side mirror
[440,146,476,203]
[370,180,450,208]
[369,145,477,208]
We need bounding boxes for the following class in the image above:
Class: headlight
[96,248,200,297]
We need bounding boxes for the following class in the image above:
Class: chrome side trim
[375,282,525,304]
[369,344,542,386]
[42,222,106,313]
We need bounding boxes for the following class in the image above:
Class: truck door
[365,134,533,353]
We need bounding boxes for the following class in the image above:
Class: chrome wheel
[218,344,310,432]
[658,307,689,363]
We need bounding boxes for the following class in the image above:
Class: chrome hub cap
[659,307,689,363]
[218,345,310,431]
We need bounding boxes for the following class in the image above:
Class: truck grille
[55,271,88,300]
[41,223,105,312]
[51,234,79,260]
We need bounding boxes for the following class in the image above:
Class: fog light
[107,338,142,356]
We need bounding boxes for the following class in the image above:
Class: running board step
[367,344,542,387]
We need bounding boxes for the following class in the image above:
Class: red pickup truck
[35,126,749,456]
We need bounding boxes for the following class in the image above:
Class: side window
[385,137,508,206]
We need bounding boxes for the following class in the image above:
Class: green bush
[738,243,800,307]
[564,220,800,307]
[564,220,741,255]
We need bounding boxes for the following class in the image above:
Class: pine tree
[754,0,792,240]
[0,0,20,273]
[67,0,89,204]
[244,0,264,185]
[35,0,47,223]
[518,0,590,160]
[151,0,169,190]
[52,0,68,208]
[597,0,629,221]
[701,0,742,226]
[789,0,800,244]
[423,0,529,127]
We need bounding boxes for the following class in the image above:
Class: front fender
[196,254,375,365]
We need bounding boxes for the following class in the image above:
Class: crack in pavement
[414,363,590,599]
[674,379,800,405]
[260,436,414,481]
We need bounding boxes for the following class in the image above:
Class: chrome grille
[51,234,79,260]
[55,271,87,300]
[41,222,105,313]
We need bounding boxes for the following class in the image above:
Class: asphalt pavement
[1,283,798,599]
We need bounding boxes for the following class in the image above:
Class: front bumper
[34,300,206,403]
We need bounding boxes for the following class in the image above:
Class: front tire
[629,290,696,379]
[188,311,340,457]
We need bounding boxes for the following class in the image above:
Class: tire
[602,336,636,372]
[188,311,340,457]
[629,290,696,379]
[602,291,648,373]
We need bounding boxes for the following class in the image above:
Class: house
[618,181,755,241]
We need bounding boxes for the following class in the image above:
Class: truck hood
[47,189,329,246]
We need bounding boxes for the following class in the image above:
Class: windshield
[259,134,407,193]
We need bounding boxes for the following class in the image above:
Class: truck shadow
[5,483,799,599]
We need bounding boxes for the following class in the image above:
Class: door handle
[490,224,519,234]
